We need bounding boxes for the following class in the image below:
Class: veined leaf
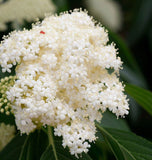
[18,132,37,160]
[96,111,129,160]
[18,130,48,160]
[101,111,130,131]
[95,111,128,144]
[125,84,152,116]
[40,144,92,160]
[103,134,125,160]
[90,111,130,160]
[96,124,152,160]
[40,127,92,160]
[18,135,32,160]
[0,134,27,160]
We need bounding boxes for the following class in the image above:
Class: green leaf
[19,130,48,160]
[103,134,125,160]
[18,133,36,160]
[94,111,130,160]
[101,111,130,131]
[52,0,69,13]
[40,127,92,160]
[125,84,152,116]
[0,134,27,160]
[96,124,152,160]
[40,143,92,160]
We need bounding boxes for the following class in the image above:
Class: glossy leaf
[125,84,152,116]
[94,111,130,160]
[96,124,152,160]
[18,130,48,160]
[40,145,92,160]
[101,111,130,131]
[40,127,92,160]
[103,134,125,160]
[18,135,33,160]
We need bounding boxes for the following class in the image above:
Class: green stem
[47,126,58,160]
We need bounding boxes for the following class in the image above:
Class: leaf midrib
[48,127,58,160]
[18,136,29,160]
[96,124,136,160]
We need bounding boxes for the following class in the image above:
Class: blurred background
[0,0,152,159]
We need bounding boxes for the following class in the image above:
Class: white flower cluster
[0,123,15,151]
[0,10,129,156]
[0,0,56,30]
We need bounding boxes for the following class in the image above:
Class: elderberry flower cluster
[0,10,129,156]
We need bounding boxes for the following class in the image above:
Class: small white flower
[0,10,129,156]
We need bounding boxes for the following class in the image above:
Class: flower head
[0,9,129,156]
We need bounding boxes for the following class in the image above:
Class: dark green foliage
[96,125,152,160]
[125,84,152,116]
[0,134,27,160]
[40,136,92,160]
